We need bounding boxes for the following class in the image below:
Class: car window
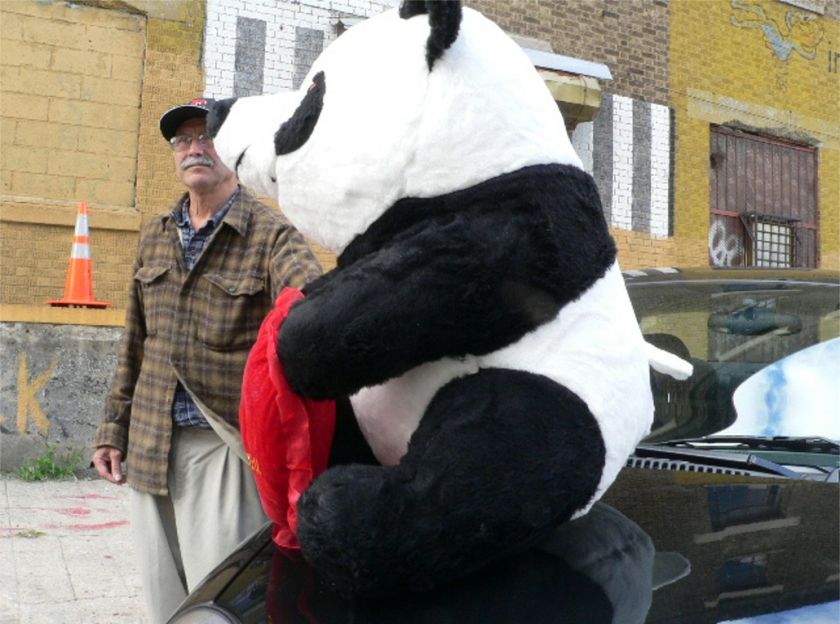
[627,278,839,442]
[724,338,840,440]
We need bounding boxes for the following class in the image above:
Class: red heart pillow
[240,288,336,549]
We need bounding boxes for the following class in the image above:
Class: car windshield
[626,275,840,444]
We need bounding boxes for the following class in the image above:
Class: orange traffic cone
[48,202,112,308]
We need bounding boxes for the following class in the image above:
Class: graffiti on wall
[709,219,744,267]
[0,352,58,435]
[730,0,825,62]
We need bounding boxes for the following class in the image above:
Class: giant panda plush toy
[208,0,689,597]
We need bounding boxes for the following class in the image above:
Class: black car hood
[173,466,838,624]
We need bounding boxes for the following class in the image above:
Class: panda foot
[297,464,415,596]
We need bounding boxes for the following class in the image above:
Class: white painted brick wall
[650,103,670,237]
[204,0,395,98]
[571,121,594,175]
[611,94,634,231]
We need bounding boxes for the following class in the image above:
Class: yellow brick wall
[0,0,205,315]
[820,148,840,269]
[256,195,337,271]
[670,0,839,271]
[612,228,709,270]
[0,0,145,309]
[134,8,205,229]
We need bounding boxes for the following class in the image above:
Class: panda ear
[207,97,237,138]
[399,0,462,70]
[398,1,427,19]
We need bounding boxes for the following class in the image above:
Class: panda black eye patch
[274,71,326,156]
[234,150,246,174]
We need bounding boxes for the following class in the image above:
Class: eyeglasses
[169,133,213,152]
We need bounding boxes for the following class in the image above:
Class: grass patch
[16,529,47,538]
[14,445,83,481]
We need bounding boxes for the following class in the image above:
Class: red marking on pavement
[11,506,101,516]
[0,527,26,532]
[56,507,92,517]
[45,520,129,531]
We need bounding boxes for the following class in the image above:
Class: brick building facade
[1,0,207,466]
[470,0,681,268]
[199,0,681,268]
[671,0,839,271]
[1,0,206,318]
[3,0,836,320]
[472,0,838,271]
[0,0,837,467]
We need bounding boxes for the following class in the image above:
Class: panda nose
[207,97,238,138]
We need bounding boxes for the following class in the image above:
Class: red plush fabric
[240,288,336,549]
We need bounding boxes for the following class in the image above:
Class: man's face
[172,117,235,192]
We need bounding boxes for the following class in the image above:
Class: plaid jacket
[94,188,322,495]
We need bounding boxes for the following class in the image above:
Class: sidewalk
[0,477,145,624]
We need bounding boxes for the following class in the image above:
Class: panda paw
[297,464,414,596]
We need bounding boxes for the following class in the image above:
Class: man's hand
[92,446,125,484]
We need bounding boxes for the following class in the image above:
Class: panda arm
[278,198,614,399]
[280,237,505,399]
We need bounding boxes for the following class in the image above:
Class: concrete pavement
[0,477,145,624]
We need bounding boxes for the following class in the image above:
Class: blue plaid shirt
[171,188,240,428]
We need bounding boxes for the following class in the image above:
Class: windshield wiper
[649,435,839,455]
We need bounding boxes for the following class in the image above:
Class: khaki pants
[130,427,267,624]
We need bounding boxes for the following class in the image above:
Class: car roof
[622,266,840,285]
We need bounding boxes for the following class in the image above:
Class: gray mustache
[181,156,215,170]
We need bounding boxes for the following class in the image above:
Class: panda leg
[296,368,606,597]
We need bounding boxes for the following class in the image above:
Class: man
[92,98,322,623]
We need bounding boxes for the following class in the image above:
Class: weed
[16,529,47,538]
[14,445,83,481]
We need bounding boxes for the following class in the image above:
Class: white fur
[351,262,654,517]
[214,90,300,199]
[646,343,693,380]
[213,7,582,254]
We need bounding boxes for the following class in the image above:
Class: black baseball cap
[159,97,214,141]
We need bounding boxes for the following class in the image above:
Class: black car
[169,268,839,624]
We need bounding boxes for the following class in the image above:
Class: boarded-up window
[293,27,324,90]
[234,17,266,97]
[709,126,818,268]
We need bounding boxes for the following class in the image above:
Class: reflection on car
[168,268,839,624]
[728,338,839,440]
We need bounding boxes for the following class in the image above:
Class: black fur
[426,1,461,70]
[296,368,607,596]
[399,0,462,70]
[283,164,616,399]
[206,97,237,138]
[398,0,427,19]
[275,71,326,156]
